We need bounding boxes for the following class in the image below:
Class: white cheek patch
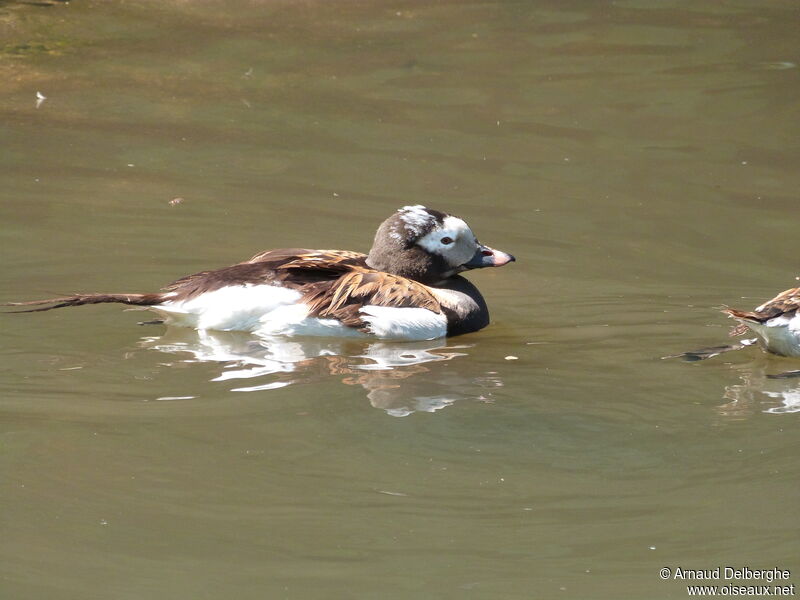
[416,216,477,267]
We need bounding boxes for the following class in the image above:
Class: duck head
[366,205,515,285]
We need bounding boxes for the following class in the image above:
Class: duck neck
[366,246,448,286]
[428,276,489,335]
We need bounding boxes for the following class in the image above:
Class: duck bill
[462,245,516,270]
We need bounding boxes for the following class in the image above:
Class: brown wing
[159,248,437,331]
[301,270,442,330]
[162,262,283,300]
[723,286,800,323]
[163,249,368,301]
[247,248,366,265]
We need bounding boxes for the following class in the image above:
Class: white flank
[152,283,449,341]
[155,284,303,331]
[257,306,368,338]
[744,313,800,357]
[359,305,447,340]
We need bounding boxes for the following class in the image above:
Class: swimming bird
[5,205,515,341]
[723,287,800,357]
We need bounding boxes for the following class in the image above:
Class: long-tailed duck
[671,285,800,360]
[6,205,515,341]
[723,287,800,357]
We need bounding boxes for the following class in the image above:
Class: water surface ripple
[1,1,799,598]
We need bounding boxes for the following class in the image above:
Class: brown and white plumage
[723,287,800,357]
[5,206,515,340]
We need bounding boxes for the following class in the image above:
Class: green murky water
[2,1,799,598]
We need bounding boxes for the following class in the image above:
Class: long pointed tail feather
[662,338,758,361]
[3,293,164,313]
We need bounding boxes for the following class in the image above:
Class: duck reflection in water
[140,328,503,417]
[716,360,800,419]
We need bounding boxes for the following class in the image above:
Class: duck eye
[440,237,454,245]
